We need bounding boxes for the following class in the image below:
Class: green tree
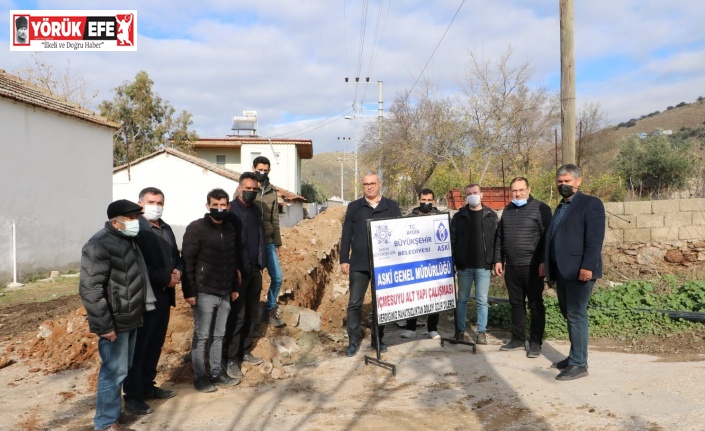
[301,181,327,204]
[612,135,694,198]
[99,71,198,166]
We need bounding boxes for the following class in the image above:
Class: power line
[269,105,355,139]
[408,0,466,96]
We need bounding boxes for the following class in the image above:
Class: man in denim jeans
[252,156,286,328]
[450,184,498,345]
[182,189,242,392]
[79,199,148,431]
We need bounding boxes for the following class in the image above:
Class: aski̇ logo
[11,11,137,51]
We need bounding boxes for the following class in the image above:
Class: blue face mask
[512,199,527,207]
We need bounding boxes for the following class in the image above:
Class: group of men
[79,157,285,431]
[340,164,605,384]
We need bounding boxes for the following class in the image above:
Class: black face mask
[209,208,227,221]
[419,202,433,213]
[558,184,576,198]
[254,171,268,183]
[242,190,257,204]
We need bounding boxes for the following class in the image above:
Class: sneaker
[268,308,286,328]
[124,398,152,415]
[211,372,240,387]
[476,332,488,345]
[400,329,416,338]
[427,331,441,340]
[242,352,264,365]
[462,332,473,343]
[345,342,360,357]
[371,341,388,353]
[194,377,217,393]
[527,342,541,358]
[551,358,570,370]
[143,386,175,400]
[555,365,589,381]
[500,339,526,351]
[226,360,243,379]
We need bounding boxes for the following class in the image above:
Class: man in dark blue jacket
[123,187,183,414]
[340,172,402,357]
[225,172,268,379]
[543,164,605,381]
[494,177,552,358]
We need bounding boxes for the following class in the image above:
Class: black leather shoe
[194,377,217,393]
[551,358,570,370]
[210,372,240,387]
[526,342,541,358]
[144,386,175,400]
[500,338,526,351]
[345,342,360,357]
[555,365,589,381]
[124,398,152,415]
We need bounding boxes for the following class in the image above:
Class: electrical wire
[408,0,466,96]
[269,105,355,139]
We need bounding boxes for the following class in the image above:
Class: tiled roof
[114,147,307,202]
[193,136,313,159]
[0,69,119,129]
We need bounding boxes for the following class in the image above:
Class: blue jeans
[555,269,593,367]
[94,329,137,430]
[265,243,283,312]
[191,293,231,378]
[456,268,491,333]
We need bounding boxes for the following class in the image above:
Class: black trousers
[123,288,171,400]
[346,271,384,344]
[504,264,545,343]
[405,313,439,332]
[225,270,262,360]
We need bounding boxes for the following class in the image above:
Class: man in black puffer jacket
[80,199,149,431]
[493,177,552,358]
[182,188,242,393]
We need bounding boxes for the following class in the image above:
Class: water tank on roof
[231,110,257,136]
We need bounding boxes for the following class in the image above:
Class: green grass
[0,276,79,308]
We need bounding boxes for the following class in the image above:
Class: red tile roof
[0,69,119,129]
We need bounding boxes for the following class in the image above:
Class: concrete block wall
[604,198,705,244]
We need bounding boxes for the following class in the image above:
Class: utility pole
[560,0,576,165]
[377,80,384,181]
[338,151,345,202]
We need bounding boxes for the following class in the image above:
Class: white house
[112,148,306,247]
[0,70,118,284]
[192,136,313,195]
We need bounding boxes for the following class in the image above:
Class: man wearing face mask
[493,177,552,357]
[252,156,286,328]
[79,199,150,431]
[122,187,183,415]
[544,164,605,381]
[182,189,242,392]
[450,184,498,345]
[224,172,268,379]
[401,189,443,339]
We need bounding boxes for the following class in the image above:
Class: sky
[3,0,705,154]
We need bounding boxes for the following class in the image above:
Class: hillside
[608,98,705,141]
[302,152,374,202]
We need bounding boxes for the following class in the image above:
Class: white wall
[0,99,114,283]
[279,202,304,227]
[194,147,242,173]
[113,153,240,247]
[241,144,300,193]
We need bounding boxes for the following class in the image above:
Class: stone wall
[604,198,705,268]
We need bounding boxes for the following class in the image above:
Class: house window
[216,155,226,165]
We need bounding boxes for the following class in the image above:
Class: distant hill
[608,98,705,140]
[302,152,372,202]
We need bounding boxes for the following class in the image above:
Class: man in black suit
[543,164,605,381]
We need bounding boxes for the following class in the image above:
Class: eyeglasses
[362,182,378,187]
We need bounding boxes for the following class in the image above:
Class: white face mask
[143,204,163,221]
[120,219,140,237]
[466,195,481,207]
